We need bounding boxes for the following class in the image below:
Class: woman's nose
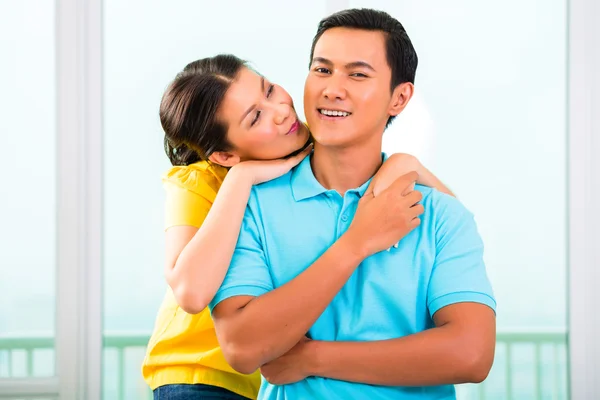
[273,103,290,125]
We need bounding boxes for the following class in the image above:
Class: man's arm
[211,238,364,374]
[261,302,495,386]
[211,173,424,374]
[262,192,496,386]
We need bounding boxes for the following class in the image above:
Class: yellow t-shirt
[141,160,261,399]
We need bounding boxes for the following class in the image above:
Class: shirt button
[341,215,348,222]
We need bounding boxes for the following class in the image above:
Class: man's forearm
[305,325,493,386]
[213,234,365,373]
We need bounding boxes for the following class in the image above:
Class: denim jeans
[153,384,250,400]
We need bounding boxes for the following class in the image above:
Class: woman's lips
[287,120,300,135]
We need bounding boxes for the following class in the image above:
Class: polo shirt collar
[291,155,328,201]
[291,153,388,202]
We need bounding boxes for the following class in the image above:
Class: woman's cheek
[247,131,276,151]
[258,127,279,143]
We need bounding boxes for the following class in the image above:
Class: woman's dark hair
[160,54,247,166]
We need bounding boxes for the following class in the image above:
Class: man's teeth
[319,109,350,117]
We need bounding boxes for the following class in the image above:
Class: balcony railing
[0,329,568,399]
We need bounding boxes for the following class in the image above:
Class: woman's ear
[388,82,414,117]
[208,151,241,167]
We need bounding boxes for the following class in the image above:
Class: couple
[143,8,496,400]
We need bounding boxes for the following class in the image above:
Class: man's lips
[318,107,351,114]
[317,108,352,119]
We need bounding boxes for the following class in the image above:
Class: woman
[142,54,453,400]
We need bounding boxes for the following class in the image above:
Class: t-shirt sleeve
[209,192,274,310]
[427,193,497,317]
[162,166,215,230]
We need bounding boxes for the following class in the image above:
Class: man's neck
[311,138,383,195]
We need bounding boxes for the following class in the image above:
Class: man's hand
[344,171,424,258]
[260,337,312,385]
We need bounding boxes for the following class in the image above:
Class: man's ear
[208,151,241,167]
[388,82,414,117]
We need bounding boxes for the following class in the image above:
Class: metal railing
[0,329,568,400]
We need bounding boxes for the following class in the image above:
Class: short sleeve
[427,194,496,317]
[209,192,274,310]
[162,166,216,229]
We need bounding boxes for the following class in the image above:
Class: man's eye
[315,67,330,74]
[352,73,368,78]
[266,84,274,98]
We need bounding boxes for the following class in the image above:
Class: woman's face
[216,67,310,163]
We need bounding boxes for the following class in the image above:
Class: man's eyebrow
[312,57,376,72]
[240,76,265,124]
[345,61,376,72]
[311,57,333,66]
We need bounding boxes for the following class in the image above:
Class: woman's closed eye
[266,84,274,98]
[251,84,275,126]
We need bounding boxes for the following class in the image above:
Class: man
[210,8,496,399]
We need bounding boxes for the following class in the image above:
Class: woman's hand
[366,153,419,197]
[232,144,313,185]
[366,153,455,198]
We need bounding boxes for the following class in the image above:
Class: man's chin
[310,131,349,147]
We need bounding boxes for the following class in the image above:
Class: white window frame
[568,0,600,398]
[54,0,103,398]
[0,0,102,398]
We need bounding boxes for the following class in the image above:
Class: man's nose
[323,75,347,101]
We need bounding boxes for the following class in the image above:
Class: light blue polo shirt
[210,154,496,400]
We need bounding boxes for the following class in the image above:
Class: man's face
[304,27,396,148]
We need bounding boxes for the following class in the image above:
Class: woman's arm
[165,147,311,314]
[164,167,253,314]
[368,153,455,197]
